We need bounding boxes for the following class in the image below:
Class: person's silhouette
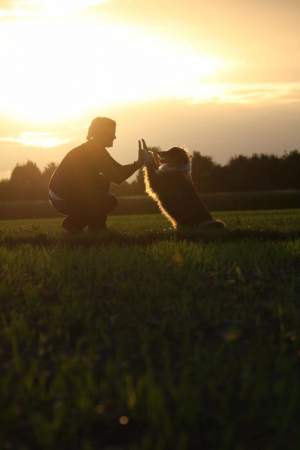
[49,117,144,232]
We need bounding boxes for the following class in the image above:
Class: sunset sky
[0,0,299,179]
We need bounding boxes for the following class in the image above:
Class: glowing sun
[0,10,228,124]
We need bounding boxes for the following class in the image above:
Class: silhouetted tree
[10,161,43,200]
[282,150,300,189]
[1,149,300,200]
[0,179,13,201]
[192,152,221,192]
[130,169,145,195]
[41,162,57,197]
[42,162,57,184]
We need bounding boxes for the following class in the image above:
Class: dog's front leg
[144,157,161,193]
[139,139,161,193]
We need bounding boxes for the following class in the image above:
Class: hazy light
[0,170,12,180]
[0,132,69,148]
[0,16,228,124]
[189,82,300,105]
[0,0,109,17]
[33,0,109,16]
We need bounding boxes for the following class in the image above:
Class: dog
[140,140,225,230]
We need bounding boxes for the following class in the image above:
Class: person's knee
[87,192,117,215]
[49,196,68,215]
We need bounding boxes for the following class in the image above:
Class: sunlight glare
[35,0,109,15]
[0,17,228,124]
[0,132,69,148]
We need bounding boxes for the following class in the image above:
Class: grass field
[0,210,300,449]
[1,189,300,220]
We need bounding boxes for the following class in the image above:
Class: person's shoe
[62,217,84,234]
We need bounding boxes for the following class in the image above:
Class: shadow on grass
[1,227,300,248]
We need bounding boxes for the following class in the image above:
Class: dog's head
[157,147,191,169]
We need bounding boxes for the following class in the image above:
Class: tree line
[0,149,299,201]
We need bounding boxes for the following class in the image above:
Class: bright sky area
[0,0,299,178]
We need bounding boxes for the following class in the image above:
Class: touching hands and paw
[138,139,152,165]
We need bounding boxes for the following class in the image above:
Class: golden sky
[0,0,299,177]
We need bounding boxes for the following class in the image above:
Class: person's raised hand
[137,140,143,166]
[141,139,148,151]
[138,139,151,166]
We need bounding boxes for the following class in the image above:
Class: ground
[0,210,300,449]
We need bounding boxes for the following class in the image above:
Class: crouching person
[49,117,143,233]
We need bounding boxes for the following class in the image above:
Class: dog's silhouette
[142,145,224,230]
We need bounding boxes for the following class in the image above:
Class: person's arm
[101,150,142,184]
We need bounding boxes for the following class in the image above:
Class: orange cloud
[0,0,110,17]
[0,132,69,148]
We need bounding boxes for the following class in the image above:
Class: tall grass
[0,211,299,449]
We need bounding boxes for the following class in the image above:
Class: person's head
[87,117,116,147]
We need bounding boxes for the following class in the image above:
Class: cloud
[0,0,110,18]
[0,169,11,180]
[190,82,300,105]
[0,1,30,17]
[0,132,69,148]
[0,130,71,179]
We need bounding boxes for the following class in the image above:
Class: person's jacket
[49,142,139,200]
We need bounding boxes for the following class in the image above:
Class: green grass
[1,189,300,220]
[1,209,300,243]
[0,210,300,449]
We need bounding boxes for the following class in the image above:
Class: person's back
[49,143,109,201]
[49,117,144,232]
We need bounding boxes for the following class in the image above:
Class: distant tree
[110,180,132,196]
[282,150,300,189]
[224,152,294,192]
[225,155,249,191]
[130,169,145,195]
[0,179,13,201]
[41,162,57,198]
[42,162,57,184]
[10,161,43,200]
[1,148,300,201]
[191,152,221,192]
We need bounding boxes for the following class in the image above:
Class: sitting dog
[140,140,225,230]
